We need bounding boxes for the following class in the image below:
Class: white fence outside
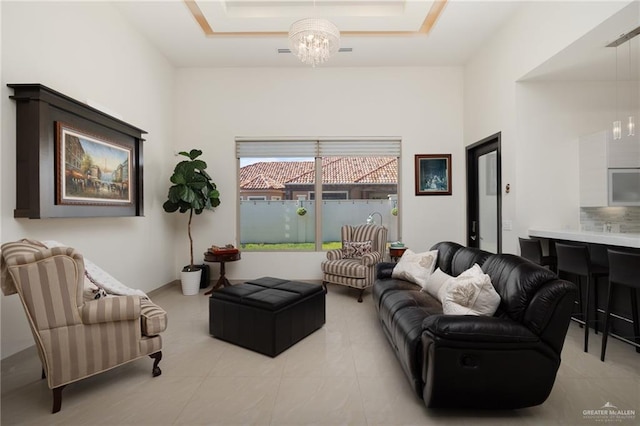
[240,199,399,244]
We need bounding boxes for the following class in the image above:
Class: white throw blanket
[42,240,147,299]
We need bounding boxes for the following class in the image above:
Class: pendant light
[613,44,622,140]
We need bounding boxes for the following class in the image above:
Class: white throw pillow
[422,267,452,299]
[391,249,438,288]
[441,264,500,316]
[436,264,485,302]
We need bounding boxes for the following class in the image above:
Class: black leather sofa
[372,241,577,409]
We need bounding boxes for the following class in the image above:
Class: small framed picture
[415,154,452,196]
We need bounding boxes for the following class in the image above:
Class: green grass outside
[241,242,342,251]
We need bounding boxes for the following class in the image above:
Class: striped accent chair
[1,240,165,413]
[321,224,388,302]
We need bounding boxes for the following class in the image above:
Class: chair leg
[150,351,162,377]
[600,281,614,362]
[584,275,590,353]
[322,281,327,292]
[593,275,599,335]
[52,385,65,413]
[578,275,585,328]
[569,272,584,328]
[357,288,365,303]
[631,288,640,354]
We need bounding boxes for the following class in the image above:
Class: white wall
[174,67,465,281]
[1,1,176,358]
[0,0,3,247]
[516,81,620,232]
[464,1,631,254]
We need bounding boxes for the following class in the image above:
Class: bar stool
[555,242,608,353]
[601,249,640,362]
[519,237,556,271]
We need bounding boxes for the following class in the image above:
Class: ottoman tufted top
[210,277,323,311]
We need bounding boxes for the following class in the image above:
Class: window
[309,191,348,200]
[237,139,400,251]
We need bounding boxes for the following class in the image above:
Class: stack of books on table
[208,245,239,255]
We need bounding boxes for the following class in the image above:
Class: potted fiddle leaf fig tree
[163,149,221,295]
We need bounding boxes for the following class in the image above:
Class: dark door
[466,133,501,253]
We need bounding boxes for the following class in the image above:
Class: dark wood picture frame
[56,122,134,206]
[415,154,452,196]
[8,84,146,218]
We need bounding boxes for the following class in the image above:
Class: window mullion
[315,155,322,251]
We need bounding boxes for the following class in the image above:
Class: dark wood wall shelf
[8,84,146,218]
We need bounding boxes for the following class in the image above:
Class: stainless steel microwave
[608,168,640,206]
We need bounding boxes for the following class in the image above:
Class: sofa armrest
[81,296,141,325]
[326,249,343,261]
[423,315,539,344]
[376,262,396,279]
[361,251,383,266]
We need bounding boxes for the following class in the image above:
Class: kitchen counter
[529,228,640,351]
[529,229,640,249]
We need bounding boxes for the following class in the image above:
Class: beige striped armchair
[321,224,388,302]
[1,240,167,413]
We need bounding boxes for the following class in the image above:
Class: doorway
[466,133,501,253]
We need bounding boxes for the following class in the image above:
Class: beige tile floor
[2,282,639,425]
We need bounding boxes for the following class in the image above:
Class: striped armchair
[321,224,388,302]
[1,240,166,413]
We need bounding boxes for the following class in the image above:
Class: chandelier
[288,18,340,66]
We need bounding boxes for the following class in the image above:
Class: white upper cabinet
[579,130,608,207]
[608,133,640,168]
[579,130,640,207]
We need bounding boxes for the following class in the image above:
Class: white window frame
[237,137,401,251]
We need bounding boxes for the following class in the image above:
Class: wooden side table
[389,246,408,262]
[204,251,241,295]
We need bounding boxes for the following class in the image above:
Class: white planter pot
[180,269,202,296]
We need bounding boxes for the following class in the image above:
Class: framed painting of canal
[8,84,146,218]
[56,122,133,206]
[415,154,452,196]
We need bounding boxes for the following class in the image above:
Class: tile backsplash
[580,207,640,233]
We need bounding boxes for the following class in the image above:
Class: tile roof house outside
[239,157,398,200]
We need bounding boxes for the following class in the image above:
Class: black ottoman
[209,277,326,357]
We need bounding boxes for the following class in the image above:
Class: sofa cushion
[321,258,367,278]
[450,247,492,276]
[482,254,557,322]
[372,278,420,310]
[440,264,500,316]
[379,290,442,340]
[430,242,463,275]
[392,305,432,391]
[391,249,438,288]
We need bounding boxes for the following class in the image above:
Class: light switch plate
[502,220,513,231]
